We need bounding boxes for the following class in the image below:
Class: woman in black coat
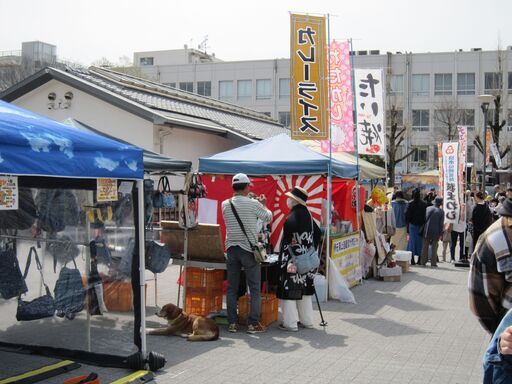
[276,186,321,331]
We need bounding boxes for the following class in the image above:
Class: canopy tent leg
[137,180,147,360]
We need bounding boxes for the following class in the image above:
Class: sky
[1,0,511,66]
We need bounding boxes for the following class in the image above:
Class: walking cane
[314,234,327,327]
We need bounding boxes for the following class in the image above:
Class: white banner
[490,143,502,168]
[354,68,385,157]
[442,142,460,224]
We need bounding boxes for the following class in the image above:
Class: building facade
[134,48,512,176]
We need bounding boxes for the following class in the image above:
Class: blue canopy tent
[198,133,357,178]
[0,100,161,371]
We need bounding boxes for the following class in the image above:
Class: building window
[237,80,252,101]
[139,57,154,66]
[179,82,193,92]
[278,111,291,127]
[411,74,429,96]
[485,72,503,93]
[434,73,452,95]
[219,80,233,101]
[279,78,290,99]
[457,73,475,95]
[508,72,512,94]
[197,81,211,97]
[262,112,271,117]
[459,109,475,130]
[507,110,512,133]
[256,79,272,99]
[164,82,176,88]
[389,75,404,94]
[467,145,475,163]
[412,146,429,164]
[412,109,429,131]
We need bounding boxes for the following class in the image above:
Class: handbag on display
[16,247,56,321]
[54,256,86,320]
[47,235,80,273]
[145,241,171,274]
[0,246,28,300]
[287,213,320,274]
[229,200,267,263]
[92,237,112,266]
[153,176,176,209]
[188,174,207,199]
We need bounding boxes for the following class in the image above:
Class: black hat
[498,198,512,217]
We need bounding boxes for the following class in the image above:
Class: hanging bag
[93,237,112,266]
[229,200,267,263]
[87,241,107,316]
[54,255,86,320]
[160,176,176,209]
[287,213,320,274]
[0,246,28,300]
[145,241,171,274]
[16,247,56,321]
[188,174,207,199]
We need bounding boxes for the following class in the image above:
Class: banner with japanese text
[486,128,492,165]
[442,142,460,224]
[290,14,329,140]
[457,126,467,221]
[321,40,354,152]
[438,143,443,198]
[354,69,385,156]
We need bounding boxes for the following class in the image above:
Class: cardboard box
[383,275,401,282]
[395,250,412,262]
[161,221,225,263]
[396,260,410,273]
[379,265,402,277]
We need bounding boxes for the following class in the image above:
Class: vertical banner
[485,128,492,165]
[442,142,460,224]
[321,40,354,152]
[330,233,361,288]
[457,126,467,221]
[354,69,385,156]
[490,143,502,168]
[438,143,443,198]
[290,14,329,140]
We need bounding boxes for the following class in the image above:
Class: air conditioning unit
[370,50,380,55]
[357,50,368,56]
[471,48,482,52]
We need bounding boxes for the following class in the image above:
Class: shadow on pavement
[341,317,426,337]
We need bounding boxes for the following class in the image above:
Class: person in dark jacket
[277,186,321,332]
[471,191,493,250]
[406,188,428,265]
[391,191,408,250]
[419,197,445,267]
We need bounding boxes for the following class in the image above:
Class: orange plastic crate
[238,293,279,326]
[184,267,224,316]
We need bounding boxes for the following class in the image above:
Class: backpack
[54,258,86,320]
[0,188,37,230]
[36,189,80,233]
[0,246,28,299]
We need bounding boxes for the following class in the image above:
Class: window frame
[197,81,211,97]
[412,109,430,131]
[279,78,290,99]
[219,80,234,101]
[139,57,154,66]
[457,73,475,95]
[278,111,291,127]
[411,74,430,97]
[179,82,193,93]
[256,79,272,100]
[237,80,252,101]
[484,72,503,93]
[434,73,452,96]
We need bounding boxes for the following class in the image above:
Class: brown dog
[147,303,219,341]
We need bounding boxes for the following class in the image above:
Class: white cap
[232,173,251,185]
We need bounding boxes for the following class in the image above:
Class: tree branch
[396,148,418,163]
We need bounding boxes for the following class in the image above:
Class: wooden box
[383,275,401,282]
[238,293,279,326]
[161,221,225,263]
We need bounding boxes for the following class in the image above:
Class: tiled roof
[65,66,288,141]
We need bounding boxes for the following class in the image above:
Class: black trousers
[450,231,465,261]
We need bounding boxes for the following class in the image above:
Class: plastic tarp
[0,101,143,179]
[198,133,358,178]
[63,119,192,174]
[299,140,386,179]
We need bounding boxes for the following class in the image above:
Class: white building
[134,48,512,177]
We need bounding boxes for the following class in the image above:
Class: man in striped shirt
[222,173,272,334]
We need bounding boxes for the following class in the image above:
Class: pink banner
[321,40,354,153]
[457,126,467,222]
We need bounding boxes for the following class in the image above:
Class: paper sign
[0,175,18,210]
[97,178,118,202]
[442,142,460,224]
[198,198,218,224]
[330,232,361,288]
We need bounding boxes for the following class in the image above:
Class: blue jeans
[484,309,512,383]
[226,246,261,325]
[407,224,423,262]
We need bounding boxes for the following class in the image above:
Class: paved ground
[0,261,490,383]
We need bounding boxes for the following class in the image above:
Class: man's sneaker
[228,323,238,333]
[247,322,266,334]
[297,321,314,329]
[278,323,298,332]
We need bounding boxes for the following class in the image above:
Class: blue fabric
[484,308,512,384]
[0,101,143,179]
[392,199,408,228]
[407,224,423,258]
[199,134,357,178]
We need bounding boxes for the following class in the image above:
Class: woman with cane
[277,186,322,332]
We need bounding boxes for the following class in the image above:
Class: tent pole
[137,180,147,359]
[325,13,332,301]
[183,228,188,309]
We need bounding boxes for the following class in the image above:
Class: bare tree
[433,99,467,141]
[386,104,417,187]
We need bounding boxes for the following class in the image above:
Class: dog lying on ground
[147,303,219,341]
